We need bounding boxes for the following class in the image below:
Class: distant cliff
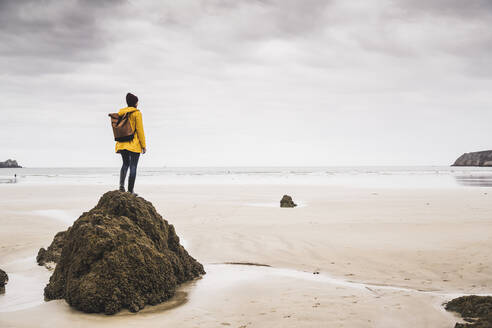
[452,150,492,167]
[0,159,21,168]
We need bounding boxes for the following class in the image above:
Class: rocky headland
[0,159,21,168]
[41,190,205,314]
[453,151,492,167]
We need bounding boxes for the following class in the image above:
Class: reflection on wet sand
[112,291,189,316]
[454,175,492,187]
[0,178,17,184]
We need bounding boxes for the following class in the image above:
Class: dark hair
[126,93,139,107]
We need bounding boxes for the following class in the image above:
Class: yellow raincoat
[115,107,146,153]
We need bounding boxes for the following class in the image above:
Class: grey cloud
[393,0,492,19]
[0,0,124,74]
[158,0,331,37]
[153,0,332,50]
[3,0,491,76]
[149,0,492,79]
[0,2,491,89]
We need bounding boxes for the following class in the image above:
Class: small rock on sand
[280,195,297,208]
[0,268,8,292]
[445,295,492,327]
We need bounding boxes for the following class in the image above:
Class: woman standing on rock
[115,92,146,195]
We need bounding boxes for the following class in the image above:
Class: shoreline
[3,165,492,189]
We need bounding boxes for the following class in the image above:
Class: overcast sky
[1,0,492,167]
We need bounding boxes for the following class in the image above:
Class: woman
[115,92,146,195]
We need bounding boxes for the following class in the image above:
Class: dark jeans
[119,150,140,192]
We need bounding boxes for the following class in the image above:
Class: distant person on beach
[115,93,146,195]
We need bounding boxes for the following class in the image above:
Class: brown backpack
[108,112,135,142]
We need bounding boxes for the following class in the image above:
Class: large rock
[445,295,492,327]
[453,151,492,167]
[0,268,8,293]
[37,231,67,268]
[44,190,205,314]
[0,159,21,168]
[280,195,297,208]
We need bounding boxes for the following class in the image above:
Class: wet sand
[1,184,491,327]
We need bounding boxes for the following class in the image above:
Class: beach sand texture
[1,184,491,327]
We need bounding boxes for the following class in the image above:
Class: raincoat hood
[118,107,139,116]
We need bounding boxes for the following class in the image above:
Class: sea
[1,166,492,188]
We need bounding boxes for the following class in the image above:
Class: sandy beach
[0,182,490,327]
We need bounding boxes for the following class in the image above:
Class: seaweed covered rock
[37,231,67,268]
[0,268,8,293]
[280,195,297,208]
[445,295,492,327]
[44,190,205,314]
